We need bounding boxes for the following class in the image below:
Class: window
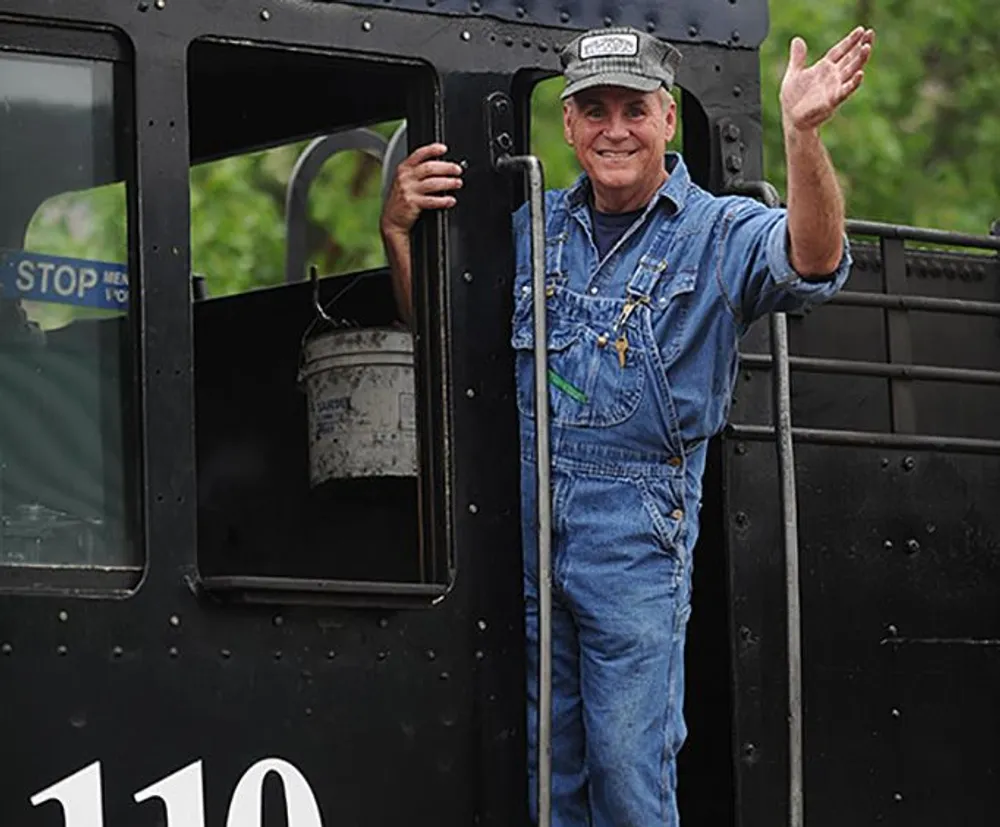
[0,42,139,589]
[188,39,447,605]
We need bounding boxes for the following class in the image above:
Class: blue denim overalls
[510,155,851,827]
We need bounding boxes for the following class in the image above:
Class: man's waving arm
[780,26,875,278]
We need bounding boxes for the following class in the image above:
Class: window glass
[0,51,138,581]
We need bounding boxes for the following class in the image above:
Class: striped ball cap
[559,27,683,100]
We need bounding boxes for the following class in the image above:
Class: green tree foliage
[21,1,1000,298]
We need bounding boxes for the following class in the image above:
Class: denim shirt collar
[565,152,691,217]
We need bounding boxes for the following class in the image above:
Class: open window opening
[0,34,141,592]
[189,39,448,606]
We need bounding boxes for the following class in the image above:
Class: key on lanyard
[615,334,629,368]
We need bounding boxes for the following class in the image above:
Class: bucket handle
[297,265,360,385]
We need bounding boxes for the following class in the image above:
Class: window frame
[0,22,142,595]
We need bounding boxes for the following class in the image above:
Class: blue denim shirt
[510,152,852,508]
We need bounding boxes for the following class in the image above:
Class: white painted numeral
[227,758,323,827]
[30,761,104,827]
[133,760,205,827]
[30,757,323,827]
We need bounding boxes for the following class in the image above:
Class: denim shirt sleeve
[715,198,852,329]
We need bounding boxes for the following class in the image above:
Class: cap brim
[560,73,663,100]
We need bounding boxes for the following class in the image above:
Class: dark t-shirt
[592,206,644,260]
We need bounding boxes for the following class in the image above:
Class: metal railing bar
[741,354,1000,386]
[830,291,1000,318]
[847,219,1000,252]
[728,424,1000,454]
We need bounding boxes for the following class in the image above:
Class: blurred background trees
[24,0,1000,303]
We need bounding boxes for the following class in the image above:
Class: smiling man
[381,24,874,827]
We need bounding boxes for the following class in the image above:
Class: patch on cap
[579,32,639,60]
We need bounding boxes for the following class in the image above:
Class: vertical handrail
[732,179,805,827]
[496,153,552,827]
[770,311,804,827]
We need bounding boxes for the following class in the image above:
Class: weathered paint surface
[300,327,417,483]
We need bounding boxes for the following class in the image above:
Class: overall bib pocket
[511,292,646,428]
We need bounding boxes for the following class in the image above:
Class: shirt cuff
[765,217,852,300]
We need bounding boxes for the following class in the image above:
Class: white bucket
[299,327,417,484]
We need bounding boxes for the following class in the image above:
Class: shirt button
[589,286,598,295]
[667,456,682,467]
[671,509,685,521]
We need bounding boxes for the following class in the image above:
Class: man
[381,24,874,826]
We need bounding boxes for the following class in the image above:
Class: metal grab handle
[729,178,803,827]
[495,152,552,827]
[485,90,552,827]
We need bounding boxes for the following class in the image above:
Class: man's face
[563,86,676,211]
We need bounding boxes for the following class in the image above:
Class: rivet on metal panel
[57,645,68,656]
[377,651,388,661]
[905,539,920,555]
[523,39,531,48]
[539,42,549,52]
[731,30,741,43]
[726,154,743,173]
[893,793,903,803]
[273,650,283,660]
[560,11,570,22]
[880,457,890,468]
[646,20,655,33]
[137,1,149,10]
[469,503,479,514]
[471,0,481,9]
[154,0,165,7]
[221,649,232,659]
[463,271,473,283]
[305,707,313,716]
[466,388,476,398]
[603,16,612,26]
[475,650,485,660]
[378,617,389,629]
[273,614,284,627]
[169,646,179,658]
[688,25,698,37]
[515,5,525,16]
[478,619,488,631]
[902,456,915,471]
[891,708,901,718]
[735,511,749,528]
[504,36,513,47]
[327,650,337,659]
[735,443,747,456]
[883,539,893,551]
[440,671,451,680]
[169,614,181,627]
[1,643,11,655]
[742,742,756,760]
[426,649,437,660]
[362,20,372,31]
[259,8,270,20]
[886,624,898,637]
[111,646,123,659]
[58,610,68,623]
[733,85,743,98]
[462,31,471,41]
[926,522,936,534]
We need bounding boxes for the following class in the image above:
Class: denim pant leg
[523,462,589,827]
[562,473,691,827]
[525,575,589,827]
